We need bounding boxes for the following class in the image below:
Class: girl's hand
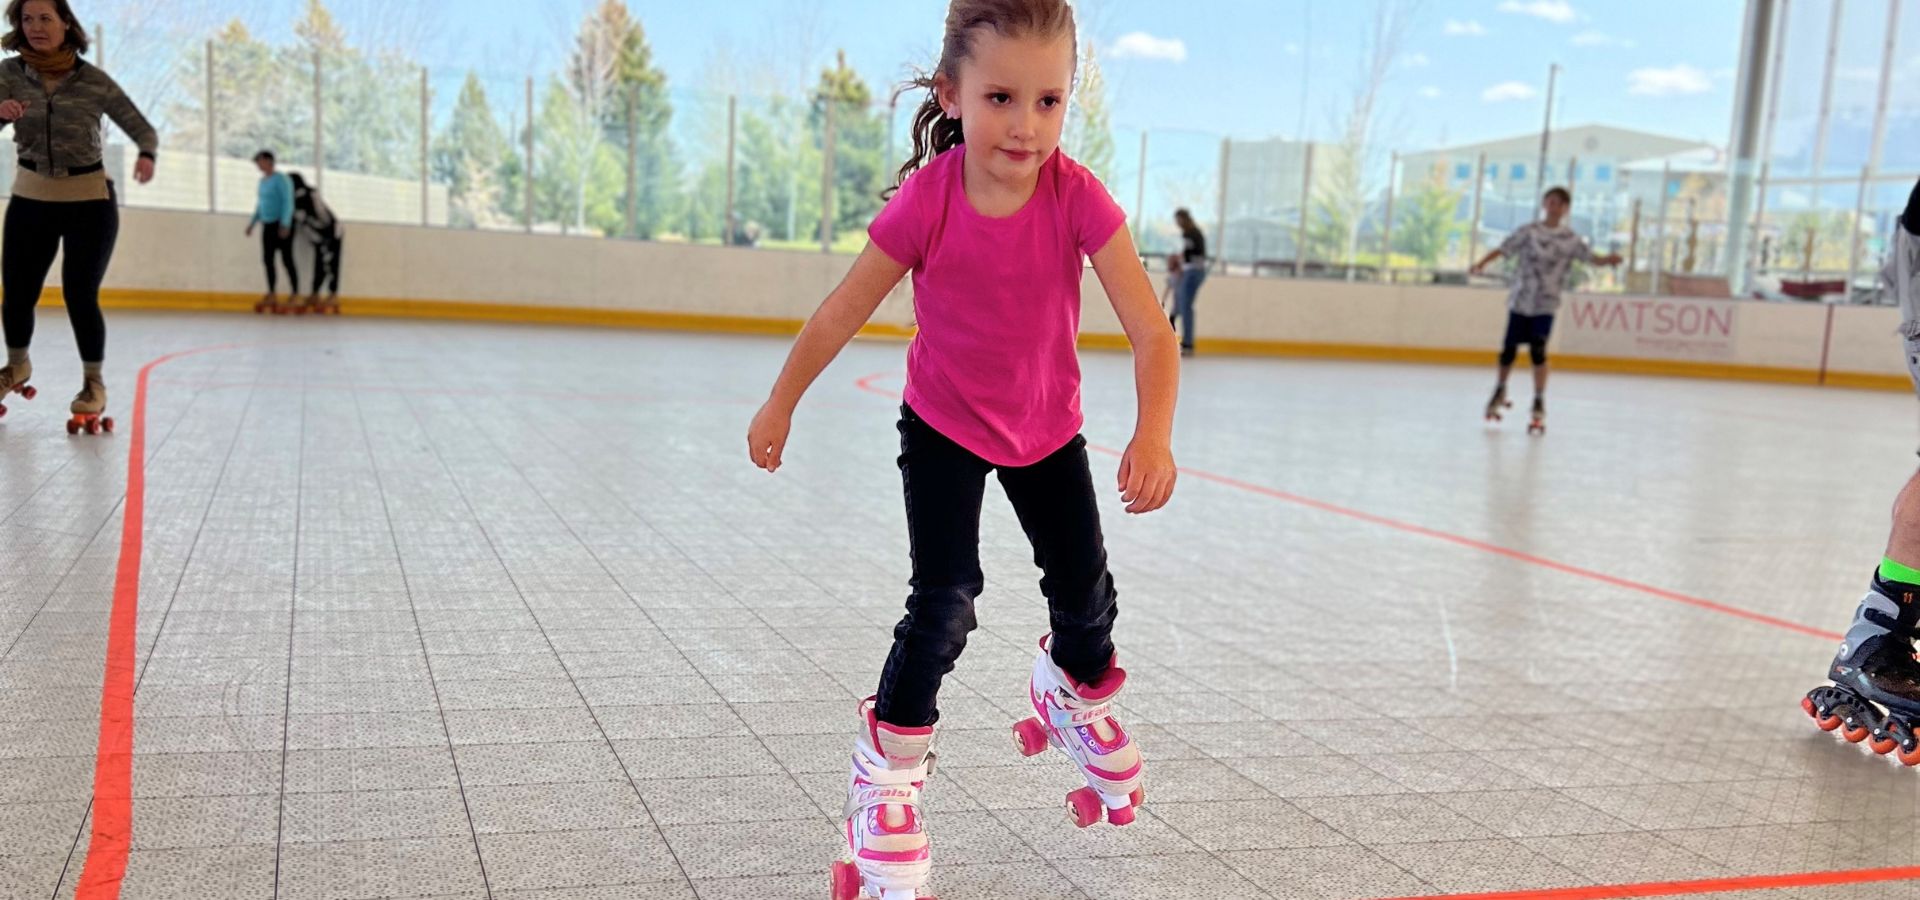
[1117,437,1176,514]
[133,157,154,184]
[747,402,793,472]
[0,99,25,121]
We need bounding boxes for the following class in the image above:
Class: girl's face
[938,29,1074,185]
[1542,194,1570,222]
[20,1,66,53]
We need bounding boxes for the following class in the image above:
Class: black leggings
[262,226,298,293]
[2,191,119,362]
[874,405,1119,728]
[1499,312,1555,368]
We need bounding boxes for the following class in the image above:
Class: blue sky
[103,0,1916,168]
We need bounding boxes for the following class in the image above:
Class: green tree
[593,1,679,239]
[535,77,625,234]
[169,20,309,165]
[169,0,419,180]
[734,97,821,243]
[432,72,516,228]
[1063,41,1115,184]
[1393,177,1463,266]
[811,50,885,239]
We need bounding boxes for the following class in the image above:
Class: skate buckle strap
[849,780,921,812]
[1048,699,1113,731]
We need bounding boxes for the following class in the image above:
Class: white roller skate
[830,698,937,900]
[1011,634,1145,827]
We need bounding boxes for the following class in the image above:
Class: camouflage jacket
[0,56,157,177]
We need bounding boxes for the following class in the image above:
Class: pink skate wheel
[1065,787,1102,828]
[101,417,114,434]
[1801,697,1817,719]
[1129,786,1146,807]
[65,418,79,436]
[0,404,8,419]
[829,860,861,900]
[1900,743,1920,767]
[1011,718,1048,757]
[19,386,33,399]
[1106,802,1137,826]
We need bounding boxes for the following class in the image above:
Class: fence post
[420,66,430,227]
[820,97,837,253]
[725,96,737,246]
[626,90,639,239]
[1652,161,1673,293]
[524,76,534,233]
[1467,152,1487,268]
[1296,144,1315,277]
[206,40,216,213]
[1381,151,1397,283]
[1213,138,1231,274]
[313,47,324,191]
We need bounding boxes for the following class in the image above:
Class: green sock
[1879,557,1920,587]
[83,362,102,380]
[6,348,25,368]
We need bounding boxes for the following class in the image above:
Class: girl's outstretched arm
[748,242,911,472]
[1089,228,1181,514]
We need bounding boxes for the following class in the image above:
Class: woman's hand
[0,99,25,121]
[747,401,794,472]
[1117,436,1177,514]
[133,156,154,184]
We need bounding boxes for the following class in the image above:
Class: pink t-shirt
[868,147,1127,467]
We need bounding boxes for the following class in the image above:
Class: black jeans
[874,405,1120,728]
[261,225,298,293]
[2,189,119,362]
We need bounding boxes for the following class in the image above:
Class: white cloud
[1109,31,1187,62]
[1838,65,1881,82]
[1284,42,1301,55]
[1419,86,1443,98]
[1573,30,1635,48]
[1404,52,1431,68]
[1498,0,1578,23]
[1482,80,1539,102]
[1444,20,1488,36]
[1628,64,1713,96]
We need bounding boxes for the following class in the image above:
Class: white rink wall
[10,203,1908,383]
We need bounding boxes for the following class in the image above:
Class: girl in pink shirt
[745,2,1179,896]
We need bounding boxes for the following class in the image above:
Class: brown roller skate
[66,375,113,436]
[0,359,35,420]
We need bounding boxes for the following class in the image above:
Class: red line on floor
[854,370,1838,642]
[1369,865,1920,900]
[74,343,242,900]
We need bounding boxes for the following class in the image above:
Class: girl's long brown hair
[886,0,1076,198]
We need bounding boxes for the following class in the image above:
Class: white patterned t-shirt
[1499,223,1593,316]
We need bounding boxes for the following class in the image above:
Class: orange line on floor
[1367,865,1920,899]
[74,343,244,900]
[854,370,1838,644]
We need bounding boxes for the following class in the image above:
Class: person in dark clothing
[246,149,297,313]
[287,171,342,313]
[1170,208,1206,357]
